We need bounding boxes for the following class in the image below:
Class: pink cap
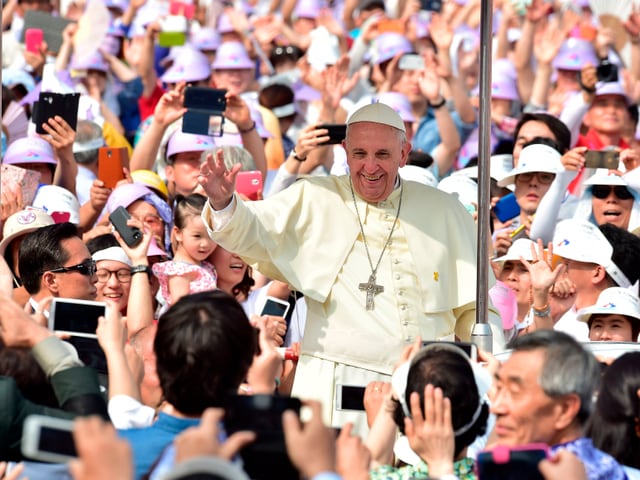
[552,38,598,71]
[371,33,412,65]
[191,27,221,51]
[491,59,519,101]
[70,51,109,72]
[106,183,153,212]
[595,81,631,105]
[216,13,236,34]
[160,46,211,83]
[293,0,323,19]
[3,136,56,165]
[212,41,255,70]
[166,130,216,158]
[377,92,415,123]
[413,15,430,39]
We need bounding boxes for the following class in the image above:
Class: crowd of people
[3,0,640,478]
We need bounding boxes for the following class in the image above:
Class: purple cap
[101,35,122,56]
[160,46,211,83]
[413,15,430,39]
[2,68,36,92]
[292,80,321,102]
[105,0,129,10]
[491,59,519,101]
[212,41,254,70]
[147,235,168,257]
[371,33,412,65]
[376,92,415,123]
[3,136,56,165]
[293,0,323,19]
[166,130,216,158]
[595,81,631,105]
[70,51,109,72]
[217,13,236,34]
[552,38,598,71]
[191,27,221,51]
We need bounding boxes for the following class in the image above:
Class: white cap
[493,238,536,263]
[437,174,478,210]
[553,219,631,288]
[31,186,81,224]
[347,102,406,133]
[92,246,133,267]
[497,144,562,187]
[584,169,628,186]
[576,287,640,324]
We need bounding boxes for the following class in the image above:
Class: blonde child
[152,194,217,310]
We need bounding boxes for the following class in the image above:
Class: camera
[596,59,618,83]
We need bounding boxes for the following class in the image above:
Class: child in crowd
[152,194,217,311]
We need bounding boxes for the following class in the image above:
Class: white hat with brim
[0,208,54,256]
[497,144,562,187]
[576,287,640,324]
[553,219,632,288]
[493,238,536,263]
[399,165,438,187]
[584,169,628,186]
[347,102,405,133]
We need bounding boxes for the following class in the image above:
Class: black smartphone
[317,124,347,145]
[223,394,301,480]
[32,92,80,134]
[182,86,227,137]
[420,0,442,12]
[109,206,143,247]
[335,385,365,411]
[477,444,549,480]
[596,60,618,83]
[493,192,520,223]
[584,150,619,169]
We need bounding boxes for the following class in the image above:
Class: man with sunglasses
[18,222,98,314]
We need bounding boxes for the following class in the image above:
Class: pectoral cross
[359,274,384,311]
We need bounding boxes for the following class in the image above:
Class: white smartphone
[21,415,77,463]
[398,53,425,71]
[48,298,107,338]
[260,296,290,319]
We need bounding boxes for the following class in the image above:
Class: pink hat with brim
[293,0,322,19]
[192,27,221,51]
[377,92,416,123]
[596,82,632,105]
[212,42,255,70]
[491,61,519,101]
[70,51,109,72]
[3,136,56,165]
[372,33,412,65]
[160,47,211,83]
[552,38,598,71]
[106,183,153,212]
[217,13,236,34]
[166,130,216,158]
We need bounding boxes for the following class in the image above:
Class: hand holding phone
[235,170,263,201]
[317,124,346,146]
[25,28,44,54]
[584,150,619,170]
[182,86,227,137]
[22,415,77,463]
[109,206,143,247]
[98,147,127,189]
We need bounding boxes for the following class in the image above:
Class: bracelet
[532,303,551,317]
[427,96,447,109]
[238,121,256,134]
[130,265,151,277]
[291,148,306,162]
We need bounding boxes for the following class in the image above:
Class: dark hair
[0,344,57,407]
[407,150,434,169]
[173,193,208,230]
[514,113,571,154]
[392,348,488,457]
[510,330,599,424]
[586,352,640,468]
[232,266,255,300]
[154,290,256,415]
[73,120,103,165]
[86,233,119,254]
[259,84,296,120]
[587,314,640,343]
[18,222,80,294]
[522,136,562,153]
[599,223,640,285]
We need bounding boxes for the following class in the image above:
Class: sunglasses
[515,172,556,185]
[591,185,633,200]
[48,259,97,277]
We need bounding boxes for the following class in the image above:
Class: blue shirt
[551,437,628,480]
[119,412,201,480]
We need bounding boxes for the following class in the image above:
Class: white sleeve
[529,169,578,244]
[202,195,238,233]
[108,395,156,429]
[559,93,590,148]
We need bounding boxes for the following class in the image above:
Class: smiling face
[344,122,410,204]
[591,186,634,230]
[209,246,248,295]
[174,215,216,263]
[588,314,635,342]
[95,259,131,313]
[585,95,628,136]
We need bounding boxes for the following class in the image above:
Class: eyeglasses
[48,259,97,277]
[591,185,634,200]
[133,214,163,227]
[515,172,556,185]
[96,268,132,284]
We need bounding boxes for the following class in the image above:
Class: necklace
[350,177,403,310]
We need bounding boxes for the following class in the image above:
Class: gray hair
[511,330,599,424]
[73,120,103,165]
[201,145,256,171]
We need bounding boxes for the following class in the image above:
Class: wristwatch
[131,265,151,277]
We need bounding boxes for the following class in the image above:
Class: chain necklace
[349,177,403,310]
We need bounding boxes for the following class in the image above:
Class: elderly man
[492,330,627,479]
[198,103,504,429]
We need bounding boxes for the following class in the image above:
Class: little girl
[152,194,217,311]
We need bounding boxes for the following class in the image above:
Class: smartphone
[32,92,80,134]
[477,444,549,480]
[421,341,478,361]
[158,15,188,47]
[584,150,619,170]
[182,87,227,137]
[98,147,127,189]
[376,19,405,34]
[261,295,290,318]
[21,415,77,463]
[335,384,366,411]
[25,28,44,54]
[420,0,442,12]
[235,170,263,201]
[109,206,143,247]
[399,53,425,71]
[48,298,106,338]
[317,124,347,145]
[169,1,195,19]
[493,193,520,223]
[596,60,618,83]
[223,394,301,480]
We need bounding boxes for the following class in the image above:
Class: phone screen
[337,385,366,411]
[477,446,547,480]
[51,300,105,336]
[38,426,77,458]
[318,124,347,145]
[261,299,289,317]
